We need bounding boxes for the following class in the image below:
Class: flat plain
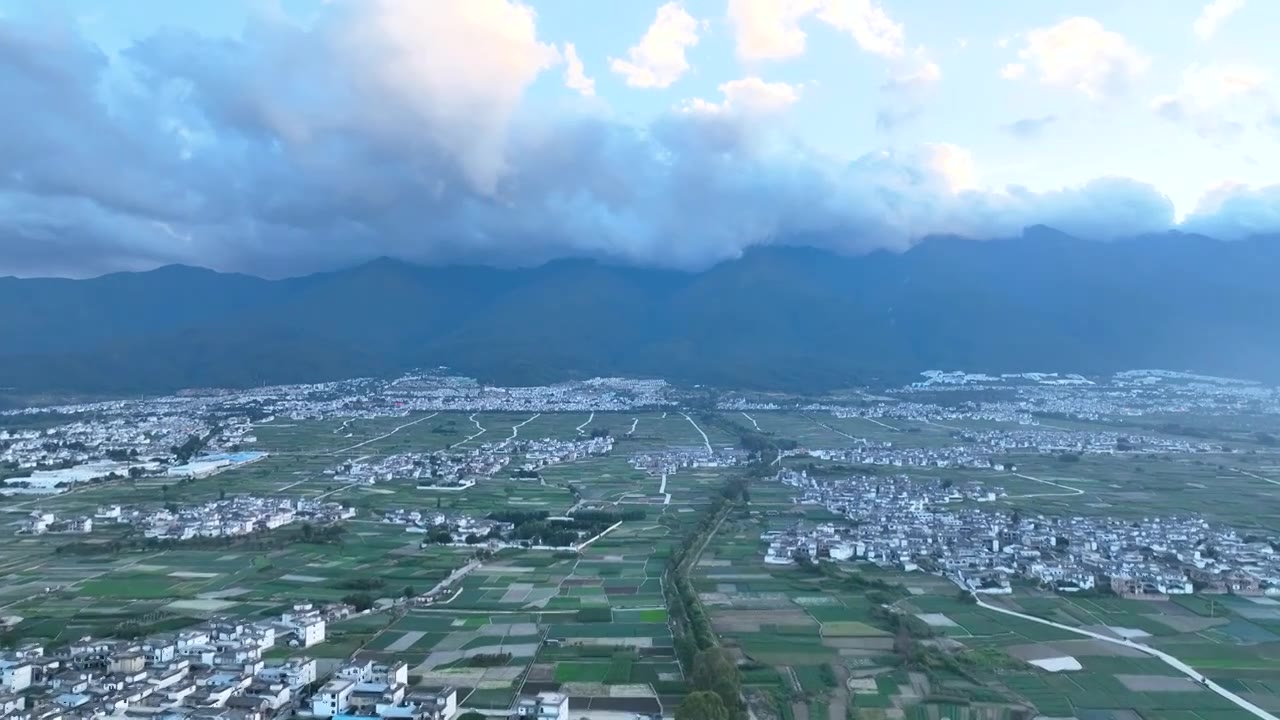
[3,407,1280,720]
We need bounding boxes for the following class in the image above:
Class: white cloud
[1006,17,1148,99]
[562,42,595,96]
[1183,180,1280,237]
[1152,62,1270,139]
[609,2,700,89]
[727,0,820,61]
[999,63,1026,80]
[334,0,560,193]
[884,56,941,92]
[817,0,904,58]
[1194,0,1245,39]
[877,51,941,130]
[923,143,976,192]
[681,76,801,115]
[727,0,902,61]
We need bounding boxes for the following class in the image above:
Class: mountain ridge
[3,231,1279,393]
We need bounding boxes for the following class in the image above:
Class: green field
[3,406,1279,720]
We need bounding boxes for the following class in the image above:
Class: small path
[1234,467,1280,487]
[829,664,850,720]
[329,413,437,455]
[860,416,900,431]
[741,412,760,430]
[313,482,357,501]
[681,412,713,453]
[275,477,311,492]
[923,418,964,431]
[454,413,487,447]
[1007,472,1084,498]
[627,417,639,436]
[506,413,541,442]
[957,581,1279,720]
[782,665,803,693]
[658,473,671,505]
[576,412,595,436]
[408,605,667,615]
[806,414,866,445]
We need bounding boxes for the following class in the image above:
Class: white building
[311,678,354,718]
[278,604,327,648]
[515,691,569,720]
[258,657,317,690]
[0,659,32,692]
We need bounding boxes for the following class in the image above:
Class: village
[381,507,625,552]
[627,448,750,476]
[332,435,615,491]
[767,469,1280,597]
[0,373,667,500]
[21,498,354,540]
[0,601,485,720]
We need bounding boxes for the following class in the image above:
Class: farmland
[4,392,1280,719]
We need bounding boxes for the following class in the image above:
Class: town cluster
[336,450,505,491]
[121,498,351,541]
[382,509,507,539]
[0,414,260,497]
[0,604,340,720]
[334,434,615,492]
[383,375,674,413]
[1,372,673,499]
[768,470,1280,597]
[628,448,748,477]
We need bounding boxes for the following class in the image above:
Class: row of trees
[668,477,751,720]
[703,413,799,473]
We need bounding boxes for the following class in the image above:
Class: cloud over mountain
[0,1,1275,279]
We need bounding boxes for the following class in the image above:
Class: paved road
[957,582,1279,720]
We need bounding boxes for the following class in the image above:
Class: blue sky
[1,0,1278,276]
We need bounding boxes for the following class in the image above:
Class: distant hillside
[4,229,1280,393]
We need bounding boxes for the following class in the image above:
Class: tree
[676,691,728,720]
[691,648,742,716]
[402,585,416,598]
[343,593,376,611]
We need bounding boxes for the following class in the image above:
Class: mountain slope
[3,232,1279,392]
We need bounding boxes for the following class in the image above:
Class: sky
[2,0,1280,277]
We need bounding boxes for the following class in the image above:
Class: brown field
[1149,614,1230,633]
[823,637,896,651]
[1050,638,1151,657]
[1116,675,1205,693]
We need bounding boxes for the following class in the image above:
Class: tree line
[668,476,751,720]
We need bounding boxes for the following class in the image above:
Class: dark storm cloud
[0,4,1268,279]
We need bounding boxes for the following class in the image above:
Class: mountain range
[4,227,1279,395]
